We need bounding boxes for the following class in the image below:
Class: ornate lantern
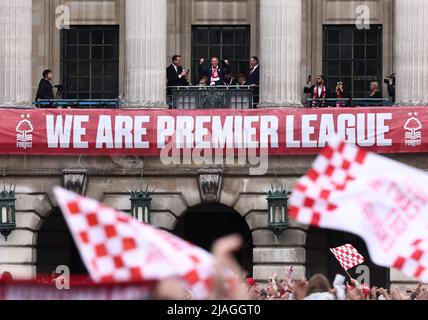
[130,186,152,224]
[267,184,291,237]
[0,188,16,241]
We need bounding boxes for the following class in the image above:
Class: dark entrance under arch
[173,204,254,276]
[36,209,88,276]
[306,227,389,288]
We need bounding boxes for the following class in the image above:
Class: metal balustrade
[306,98,392,108]
[167,86,259,110]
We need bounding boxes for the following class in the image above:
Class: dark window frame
[61,25,119,100]
[323,25,383,98]
[191,25,251,84]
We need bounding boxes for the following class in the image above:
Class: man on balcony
[167,55,189,87]
[35,69,54,102]
[247,57,260,86]
[304,75,331,108]
[198,57,230,86]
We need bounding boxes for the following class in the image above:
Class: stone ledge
[253,248,305,264]
[0,247,35,264]
[253,265,305,282]
[0,230,35,247]
[252,229,306,247]
[0,264,36,280]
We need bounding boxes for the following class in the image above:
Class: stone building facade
[0,0,426,290]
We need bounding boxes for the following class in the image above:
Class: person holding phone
[167,55,189,87]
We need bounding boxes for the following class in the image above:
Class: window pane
[209,30,221,44]
[92,47,103,60]
[366,61,378,75]
[223,30,234,45]
[93,31,103,44]
[354,46,365,59]
[328,62,340,76]
[67,31,78,44]
[354,80,365,92]
[66,78,77,92]
[341,62,352,76]
[78,62,90,76]
[92,62,103,77]
[235,46,247,59]
[79,78,90,91]
[66,47,78,59]
[104,47,115,60]
[79,31,90,44]
[235,30,246,44]
[223,46,234,60]
[104,63,116,77]
[354,30,365,44]
[328,30,340,44]
[366,29,378,44]
[366,46,378,59]
[340,46,352,59]
[66,62,77,77]
[195,46,209,59]
[92,78,103,91]
[210,46,221,58]
[327,45,340,59]
[354,62,365,76]
[104,78,115,92]
[79,46,90,59]
[78,92,90,99]
[196,29,209,44]
[340,29,353,44]
[104,31,116,44]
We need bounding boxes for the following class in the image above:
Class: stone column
[0,0,32,107]
[125,0,168,108]
[259,0,302,107]
[395,0,428,105]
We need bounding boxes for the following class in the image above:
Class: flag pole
[344,269,352,280]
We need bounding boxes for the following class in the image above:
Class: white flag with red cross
[53,187,234,299]
[330,244,365,271]
[289,137,428,282]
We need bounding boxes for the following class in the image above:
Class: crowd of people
[243,273,428,301]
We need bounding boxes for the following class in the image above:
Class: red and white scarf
[313,85,326,99]
[210,67,220,86]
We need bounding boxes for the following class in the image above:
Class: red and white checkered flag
[53,187,234,300]
[330,244,365,271]
[289,137,428,283]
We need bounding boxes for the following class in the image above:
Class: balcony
[167,85,259,110]
[306,98,392,108]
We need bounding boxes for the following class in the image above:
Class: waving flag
[330,244,365,271]
[53,187,233,299]
[289,137,428,282]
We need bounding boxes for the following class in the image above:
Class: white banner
[289,137,428,282]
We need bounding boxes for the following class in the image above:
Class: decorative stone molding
[62,168,88,195]
[198,168,223,203]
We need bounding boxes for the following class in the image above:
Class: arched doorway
[173,204,254,276]
[306,227,389,287]
[36,209,88,276]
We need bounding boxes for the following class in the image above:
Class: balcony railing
[33,99,121,109]
[306,98,392,108]
[167,85,259,110]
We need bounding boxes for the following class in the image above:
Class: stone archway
[173,203,254,276]
[35,208,88,276]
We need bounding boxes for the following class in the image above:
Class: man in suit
[304,75,331,108]
[36,69,54,101]
[198,57,231,86]
[167,55,189,87]
[247,56,260,86]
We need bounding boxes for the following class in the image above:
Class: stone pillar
[0,0,32,107]
[259,0,302,107]
[395,0,428,105]
[125,0,168,108]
